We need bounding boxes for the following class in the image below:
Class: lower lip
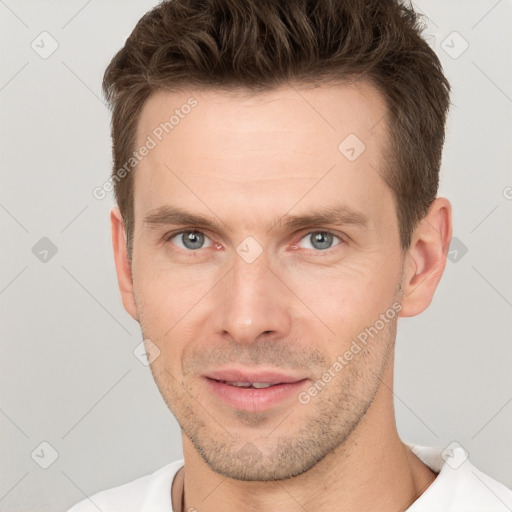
[205,378,308,412]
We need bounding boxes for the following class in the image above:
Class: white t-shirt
[67,444,512,511]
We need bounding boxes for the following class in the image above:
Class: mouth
[203,369,309,412]
[214,381,281,389]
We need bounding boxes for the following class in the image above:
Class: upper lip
[204,368,308,385]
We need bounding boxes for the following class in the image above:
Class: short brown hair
[103,0,450,257]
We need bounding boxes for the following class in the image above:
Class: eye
[296,231,342,251]
[168,231,212,250]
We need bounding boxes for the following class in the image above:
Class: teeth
[228,382,252,387]
[223,381,274,389]
[252,383,274,389]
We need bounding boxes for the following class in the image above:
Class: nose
[211,252,292,345]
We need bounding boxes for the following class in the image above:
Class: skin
[111,81,452,512]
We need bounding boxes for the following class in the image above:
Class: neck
[173,367,437,512]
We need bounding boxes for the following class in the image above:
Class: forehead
[132,81,393,230]
[136,81,388,164]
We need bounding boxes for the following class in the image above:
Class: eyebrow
[142,205,369,233]
[143,206,228,231]
[270,206,369,233]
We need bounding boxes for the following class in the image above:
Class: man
[69,0,512,510]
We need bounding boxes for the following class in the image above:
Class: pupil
[311,232,332,250]
[183,232,204,250]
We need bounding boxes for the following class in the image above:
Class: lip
[204,368,306,385]
[203,368,309,413]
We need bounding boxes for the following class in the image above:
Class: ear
[400,197,452,317]
[111,207,139,322]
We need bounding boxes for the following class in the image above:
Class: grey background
[0,1,511,510]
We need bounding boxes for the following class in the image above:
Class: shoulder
[407,444,512,511]
[66,460,184,512]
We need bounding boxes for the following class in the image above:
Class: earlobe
[400,197,452,317]
[110,207,139,322]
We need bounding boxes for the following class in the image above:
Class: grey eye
[171,231,210,250]
[298,231,340,251]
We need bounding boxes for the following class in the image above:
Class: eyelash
[163,229,346,253]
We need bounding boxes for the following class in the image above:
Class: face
[125,82,406,480]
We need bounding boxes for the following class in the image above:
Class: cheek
[133,253,216,311]
[131,256,232,374]
[283,255,401,331]
[132,260,187,344]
